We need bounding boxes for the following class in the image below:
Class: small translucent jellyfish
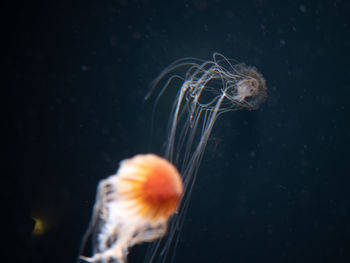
[145,53,267,262]
[79,154,183,263]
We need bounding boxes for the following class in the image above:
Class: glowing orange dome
[117,154,183,220]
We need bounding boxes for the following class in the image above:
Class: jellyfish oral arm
[232,79,256,102]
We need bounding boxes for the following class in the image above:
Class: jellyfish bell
[79,154,183,263]
[223,65,267,110]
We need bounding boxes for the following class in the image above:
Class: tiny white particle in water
[280,39,286,47]
[299,4,307,13]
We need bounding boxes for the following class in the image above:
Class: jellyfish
[79,53,266,263]
[79,154,183,263]
[144,53,267,262]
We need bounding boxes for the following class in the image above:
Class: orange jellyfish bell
[117,154,183,220]
[79,154,183,263]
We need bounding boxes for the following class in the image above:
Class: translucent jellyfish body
[79,154,183,263]
[145,53,267,262]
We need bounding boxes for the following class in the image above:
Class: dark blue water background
[10,1,349,262]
